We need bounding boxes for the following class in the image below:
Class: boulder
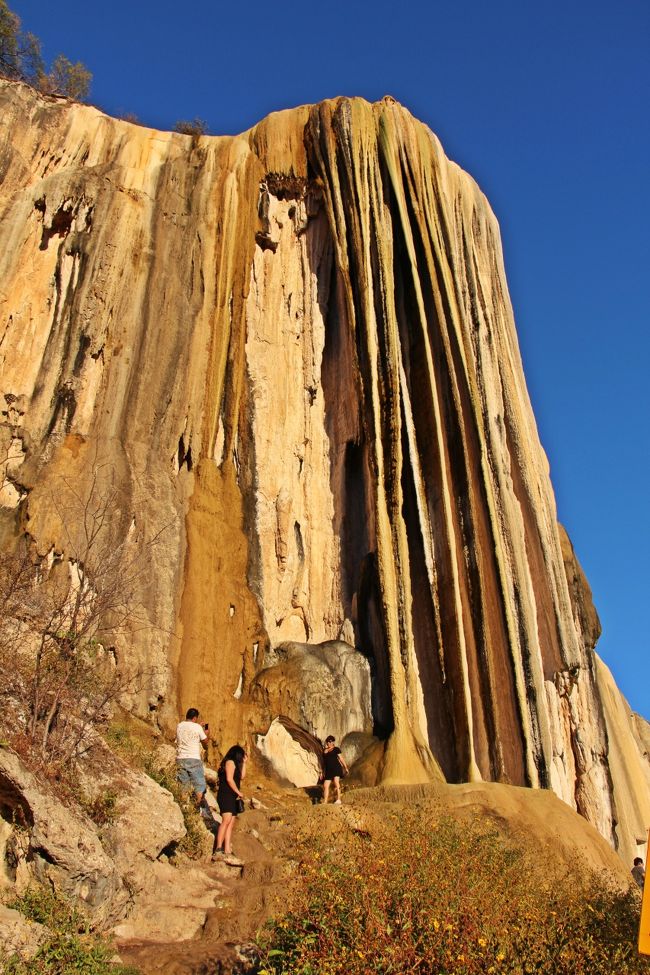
[0,903,45,961]
[250,640,373,745]
[256,718,321,787]
[112,861,223,943]
[0,747,128,924]
[101,767,186,874]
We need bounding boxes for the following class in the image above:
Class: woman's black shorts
[217,788,240,816]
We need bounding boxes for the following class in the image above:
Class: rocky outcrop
[0,747,128,924]
[595,658,650,868]
[0,904,45,961]
[251,640,373,743]
[0,738,196,951]
[0,79,648,859]
[92,767,186,878]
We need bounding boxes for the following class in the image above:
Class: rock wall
[0,80,648,858]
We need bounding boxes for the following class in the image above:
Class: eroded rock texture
[1,80,648,859]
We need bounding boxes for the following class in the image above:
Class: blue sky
[11,1,650,715]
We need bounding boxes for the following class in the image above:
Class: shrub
[78,789,119,826]
[257,811,647,975]
[174,118,208,137]
[1,886,139,974]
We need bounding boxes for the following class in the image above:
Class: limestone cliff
[0,79,647,862]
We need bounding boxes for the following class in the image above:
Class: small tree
[0,462,164,767]
[41,53,91,101]
[174,117,208,137]
[0,1,91,100]
[0,0,43,83]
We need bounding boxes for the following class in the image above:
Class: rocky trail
[113,771,638,975]
[115,785,318,975]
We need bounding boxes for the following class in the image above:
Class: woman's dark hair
[220,744,246,771]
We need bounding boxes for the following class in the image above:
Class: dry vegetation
[0,459,164,787]
[0,0,91,100]
[257,809,648,975]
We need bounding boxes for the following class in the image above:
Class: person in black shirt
[213,745,247,865]
[632,856,646,890]
[321,735,349,805]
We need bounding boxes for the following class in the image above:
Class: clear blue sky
[12,1,650,716]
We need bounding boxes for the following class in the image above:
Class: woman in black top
[214,745,247,865]
[321,735,349,805]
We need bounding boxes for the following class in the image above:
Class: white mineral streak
[244,193,340,644]
[256,718,321,787]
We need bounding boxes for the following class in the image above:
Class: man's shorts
[176,758,207,794]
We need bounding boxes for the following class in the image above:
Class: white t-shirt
[175,720,207,760]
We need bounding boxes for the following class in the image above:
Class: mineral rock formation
[251,640,373,744]
[0,79,648,860]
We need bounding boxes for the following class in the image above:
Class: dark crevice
[73,333,91,376]
[177,435,193,473]
[40,204,74,250]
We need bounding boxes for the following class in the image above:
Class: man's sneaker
[334,799,342,805]
[225,854,244,867]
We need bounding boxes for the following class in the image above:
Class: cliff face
[0,80,647,861]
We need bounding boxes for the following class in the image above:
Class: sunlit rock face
[0,79,648,857]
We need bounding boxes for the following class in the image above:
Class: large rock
[256,718,321,787]
[251,640,373,745]
[100,768,186,874]
[0,904,45,961]
[112,861,223,944]
[0,78,648,860]
[0,747,128,924]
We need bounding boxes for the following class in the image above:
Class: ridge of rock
[0,79,648,868]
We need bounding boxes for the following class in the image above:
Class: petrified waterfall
[1,80,648,861]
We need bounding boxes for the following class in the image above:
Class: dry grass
[257,809,648,975]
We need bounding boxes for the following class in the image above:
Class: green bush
[257,812,647,975]
[1,886,138,974]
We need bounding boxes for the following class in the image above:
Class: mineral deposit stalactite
[1,80,649,865]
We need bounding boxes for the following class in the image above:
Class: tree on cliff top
[0,0,91,100]
[0,0,42,82]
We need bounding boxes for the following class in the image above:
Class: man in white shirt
[175,707,209,804]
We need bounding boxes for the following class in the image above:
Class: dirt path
[116,786,316,975]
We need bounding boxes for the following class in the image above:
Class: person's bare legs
[322,779,331,804]
[223,816,236,855]
[332,776,341,803]
[216,812,233,854]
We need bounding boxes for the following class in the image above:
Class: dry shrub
[0,463,164,774]
[257,810,647,975]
